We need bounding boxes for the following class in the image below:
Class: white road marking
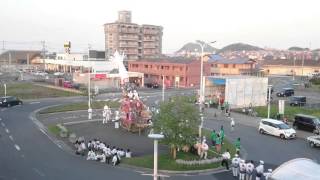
[5,128,10,133]
[33,168,45,177]
[29,102,40,104]
[1,122,5,127]
[14,144,21,151]
[9,135,14,141]
[0,118,2,120]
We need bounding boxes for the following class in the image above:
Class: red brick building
[128,58,211,88]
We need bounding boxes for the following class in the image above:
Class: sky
[0,0,319,53]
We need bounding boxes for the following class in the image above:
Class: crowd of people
[74,138,132,166]
[218,141,272,180]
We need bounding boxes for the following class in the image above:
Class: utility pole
[301,52,305,77]
[162,75,165,101]
[41,41,46,60]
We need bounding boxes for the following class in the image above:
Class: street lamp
[199,114,204,138]
[88,65,92,120]
[3,84,7,97]
[195,40,216,104]
[148,133,164,180]
[267,85,272,119]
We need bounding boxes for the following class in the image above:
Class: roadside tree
[153,96,200,159]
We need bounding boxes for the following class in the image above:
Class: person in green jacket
[220,126,225,145]
[235,137,241,155]
[210,130,217,147]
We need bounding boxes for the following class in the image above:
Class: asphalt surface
[1,86,319,180]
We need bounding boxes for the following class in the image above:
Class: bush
[310,77,320,85]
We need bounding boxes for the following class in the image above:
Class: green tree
[153,96,200,159]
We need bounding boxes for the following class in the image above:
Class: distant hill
[176,41,218,54]
[288,47,310,51]
[218,43,263,53]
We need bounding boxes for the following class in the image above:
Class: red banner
[95,74,107,79]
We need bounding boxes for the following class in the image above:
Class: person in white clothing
[87,150,96,161]
[112,154,120,166]
[200,140,209,159]
[239,159,247,180]
[125,149,132,158]
[102,106,107,124]
[263,169,272,180]
[245,160,255,180]
[230,118,235,132]
[231,154,240,177]
[255,160,264,180]
[111,146,117,155]
[221,149,231,170]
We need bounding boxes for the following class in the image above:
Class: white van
[258,119,296,139]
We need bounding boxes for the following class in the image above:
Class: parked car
[293,114,320,134]
[258,118,296,139]
[0,96,23,107]
[276,88,294,97]
[289,96,306,106]
[63,81,73,88]
[306,135,320,148]
[145,83,159,89]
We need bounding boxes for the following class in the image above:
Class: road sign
[279,100,285,114]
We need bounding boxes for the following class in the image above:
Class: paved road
[0,92,238,180]
[1,88,319,180]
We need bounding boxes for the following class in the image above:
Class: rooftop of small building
[131,57,198,64]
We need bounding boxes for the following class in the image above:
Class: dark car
[276,88,294,97]
[293,114,320,134]
[289,96,306,106]
[145,83,159,89]
[0,96,23,107]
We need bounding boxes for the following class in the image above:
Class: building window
[233,64,236,68]
[161,66,164,69]
[215,64,218,68]
[224,64,228,68]
[180,67,183,71]
[144,65,148,68]
[186,67,188,71]
[150,65,152,69]
[165,66,169,70]
[144,74,149,78]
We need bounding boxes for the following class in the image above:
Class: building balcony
[119,43,138,48]
[120,29,139,34]
[142,30,159,35]
[123,50,138,55]
[119,36,138,41]
[143,45,157,48]
[143,38,156,41]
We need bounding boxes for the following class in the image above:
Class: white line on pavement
[5,128,10,133]
[0,118,2,121]
[9,135,14,141]
[29,102,40,104]
[1,122,5,127]
[14,144,21,151]
[32,168,45,177]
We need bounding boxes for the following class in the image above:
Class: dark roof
[209,57,255,64]
[262,59,320,67]
[133,57,197,64]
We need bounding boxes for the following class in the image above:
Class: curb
[29,104,75,155]
[32,105,231,176]
[120,163,229,175]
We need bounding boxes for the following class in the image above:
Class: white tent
[270,158,320,180]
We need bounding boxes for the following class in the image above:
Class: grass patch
[123,130,236,171]
[247,105,320,121]
[0,82,79,99]
[39,101,120,114]
[48,125,61,136]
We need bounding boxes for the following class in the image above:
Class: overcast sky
[1,0,319,53]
